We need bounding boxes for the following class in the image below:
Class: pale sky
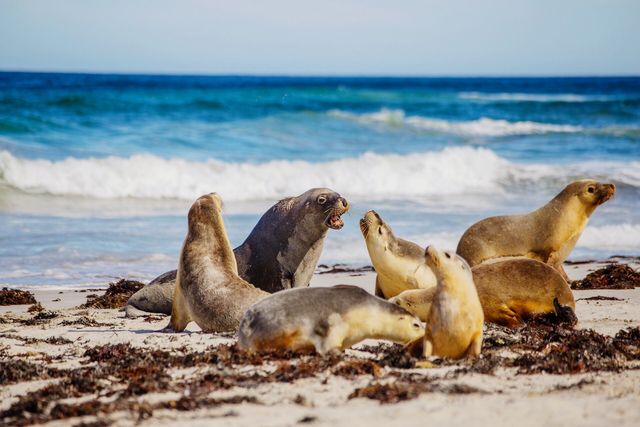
[0,0,639,76]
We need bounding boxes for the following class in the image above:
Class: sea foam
[1,148,639,201]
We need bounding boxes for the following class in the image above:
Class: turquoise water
[1,73,639,286]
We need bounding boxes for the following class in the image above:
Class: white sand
[1,260,639,426]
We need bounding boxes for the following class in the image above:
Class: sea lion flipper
[374,277,386,299]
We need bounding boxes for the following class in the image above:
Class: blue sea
[1,73,639,287]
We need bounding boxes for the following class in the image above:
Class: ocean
[1,72,639,287]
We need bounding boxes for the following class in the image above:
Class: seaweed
[78,279,145,309]
[0,288,37,305]
[571,264,640,290]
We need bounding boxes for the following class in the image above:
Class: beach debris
[0,288,37,305]
[571,264,640,290]
[0,359,65,385]
[78,279,144,309]
[577,296,624,301]
[27,303,44,313]
[316,264,375,274]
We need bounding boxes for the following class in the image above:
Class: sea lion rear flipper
[553,297,578,327]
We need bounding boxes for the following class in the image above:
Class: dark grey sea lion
[125,188,349,317]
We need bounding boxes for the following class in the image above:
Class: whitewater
[1,73,638,286]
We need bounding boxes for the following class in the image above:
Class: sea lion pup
[456,179,615,279]
[359,210,436,299]
[391,257,576,328]
[237,285,425,354]
[167,193,268,332]
[125,188,349,317]
[422,246,483,359]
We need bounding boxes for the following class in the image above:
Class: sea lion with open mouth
[125,188,349,317]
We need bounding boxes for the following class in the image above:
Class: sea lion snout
[597,183,616,204]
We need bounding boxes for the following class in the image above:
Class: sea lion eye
[378,227,382,235]
[445,252,451,259]
[317,195,327,204]
[413,322,421,328]
[587,186,595,194]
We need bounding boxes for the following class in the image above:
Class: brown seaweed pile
[2,320,640,423]
[571,264,640,290]
[0,342,389,425]
[78,279,145,309]
[0,288,37,305]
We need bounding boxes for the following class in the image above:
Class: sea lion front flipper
[465,332,483,359]
[167,284,191,332]
[374,277,386,299]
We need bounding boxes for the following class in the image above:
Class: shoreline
[1,259,639,426]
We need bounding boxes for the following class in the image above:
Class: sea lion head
[560,179,616,214]
[299,188,349,230]
[187,193,223,233]
[359,210,395,249]
[424,245,472,282]
[368,300,425,344]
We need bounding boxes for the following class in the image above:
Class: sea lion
[456,179,615,279]
[391,257,576,328]
[125,188,349,317]
[422,246,483,359]
[237,285,425,354]
[359,210,436,299]
[167,193,268,332]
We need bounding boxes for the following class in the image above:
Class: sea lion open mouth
[325,199,349,230]
[326,214,344,229]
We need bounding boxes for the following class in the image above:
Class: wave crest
[329,109,582,136]
[0,148,512,200]
[2,148,639,201]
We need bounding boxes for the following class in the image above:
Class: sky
[0,0,639,76]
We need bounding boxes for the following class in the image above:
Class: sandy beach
[1,259,639,427]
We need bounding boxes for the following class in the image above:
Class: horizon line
[1,69,639,79]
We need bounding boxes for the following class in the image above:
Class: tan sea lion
[126,188,349,317]
[391,257,576,328]
[167,193,268,333]
[359,210,436,299]
[237,285,425,354]
[456,179,615,279]
[422,246,483,359]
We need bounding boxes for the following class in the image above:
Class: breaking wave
[2,148,639,201]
